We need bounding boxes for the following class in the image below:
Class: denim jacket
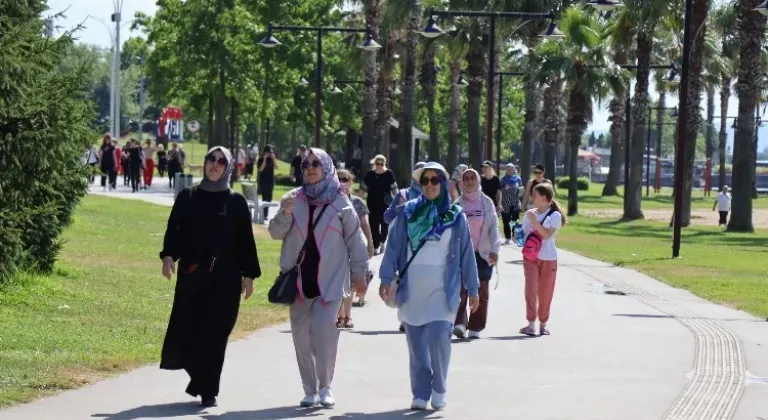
[379,208,480,313]
[383,187,419,225]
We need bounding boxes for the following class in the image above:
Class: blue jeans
[403,321,453,400]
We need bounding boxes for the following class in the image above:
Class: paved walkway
[2,192,767,419]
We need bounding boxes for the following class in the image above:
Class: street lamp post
[496,71,524,173]
[420,8,562,165]
[258,24,381,148]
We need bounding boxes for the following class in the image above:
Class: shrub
[555,176,590,191]
[275,175,295,187]
[0,5,94,282]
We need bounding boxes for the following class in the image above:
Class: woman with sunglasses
[335,169,375,327]
[159,147,260,408]
[358,154,398,254]
[257,144,279,220]
[379,162,480,411]
[521,163,552,210]
[269,148,369,408]
[453,168,500,340]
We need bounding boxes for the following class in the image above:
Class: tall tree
[711,3,738,191]
[729,0,766,232]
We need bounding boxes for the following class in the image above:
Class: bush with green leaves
[0,2,94,283]
[555,176,590,191]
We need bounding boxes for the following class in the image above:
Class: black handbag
[268,204,329,305]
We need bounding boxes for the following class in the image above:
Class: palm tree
[703,33,730,198]
[359,0,382,169]
[711,3,737,191]
[600,8,636,196]
[727,1,765,232]
[623,0,678,221]
[537,6,626,216]
[420,39,439,161]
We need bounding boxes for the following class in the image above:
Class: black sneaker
[201,396,217,408]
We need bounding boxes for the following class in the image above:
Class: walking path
[2,192,767,419]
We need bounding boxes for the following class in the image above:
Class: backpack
[521,209,555,262]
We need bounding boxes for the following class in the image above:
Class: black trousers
[501,210,520,240]
[100,169,117,189]
[718,211,728,226]
[130,166,142,192]
[161,265,242,398]
[368,205,388,248]
[260,184,274,219]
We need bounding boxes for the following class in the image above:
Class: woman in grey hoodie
[268,148,368,409]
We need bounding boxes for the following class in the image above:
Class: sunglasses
[534,171,544,175]
[374,161,384,166]
[301,160,322,169]
[339,176,351,183]
[420,176,441,186]
[205,155,228,166]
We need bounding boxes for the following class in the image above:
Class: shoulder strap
[399,239,427,279]
[293,204,329,267]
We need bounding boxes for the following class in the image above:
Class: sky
[45,0,764,153]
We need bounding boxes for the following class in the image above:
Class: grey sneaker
[300,394,319,407]
[319,387,335,408]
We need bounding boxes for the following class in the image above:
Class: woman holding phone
[257,145,279,220]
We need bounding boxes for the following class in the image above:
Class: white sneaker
[300,394,319,407]
[468,330,481,340]
[319,387,335,408]
[453,324,466,339]
[410,398,428,410]
[505,238,511,245]
[431,391,447,410]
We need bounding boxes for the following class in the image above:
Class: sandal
[540,327,551,336]
[336,317,344,329]
[343,318,354,329]
[519,325,537,337]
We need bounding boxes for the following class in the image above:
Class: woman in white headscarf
[159,146,261,408]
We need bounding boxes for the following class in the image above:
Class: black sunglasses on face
[302,160,322,169]
[375,161,384,166]
[205,155,228,166]
[339,177,351,183]
[420,176,441,186]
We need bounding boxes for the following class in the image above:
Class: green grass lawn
[556,216,768,318]
[558,183,768,210]
[0,196,286,408]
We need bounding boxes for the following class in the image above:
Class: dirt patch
[581,208,768,228]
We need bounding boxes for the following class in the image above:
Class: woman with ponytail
[519,183,566,337]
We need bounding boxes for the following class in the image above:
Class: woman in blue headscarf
[269,148,369,409]
[379,162,480,412]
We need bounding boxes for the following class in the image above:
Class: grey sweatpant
[290,297,343,395]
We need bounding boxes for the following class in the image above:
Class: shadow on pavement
[328,409,442,419]
[486,335,538,341]
[347,330,405,336]
[92,402,203,419]
[201,406,323,419]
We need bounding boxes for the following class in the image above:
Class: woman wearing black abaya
[159,146,260,408]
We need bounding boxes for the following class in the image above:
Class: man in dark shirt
[480,160,503,211]
[290,145,307,186]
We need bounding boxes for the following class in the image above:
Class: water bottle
[514,222,524,247]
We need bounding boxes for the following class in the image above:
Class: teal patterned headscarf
[403,163,461,251]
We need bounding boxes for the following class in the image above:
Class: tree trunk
[448,58,461,171]
[706,85,715,160]
[375,31,396,160]
[603,96,625,196]
[728,0,765,232]
[362,0,379,168]
[229,98,239,183]
[207,89,215,149]
[656,91,666,157]
[543,79,563,178]
[624,30,652,220]
[680,0,709,227]
[421,40,439,161]
[520,65,538,182]
[566,89,589,216]
[397,5,420,186]
[466,22,485,169]
[604,47,629,198]
[216,67,227,147]
[719,75,731,190]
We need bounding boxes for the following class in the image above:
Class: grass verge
[555,183,768,210]
[0,196,286,408]
[556,216,768,318]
